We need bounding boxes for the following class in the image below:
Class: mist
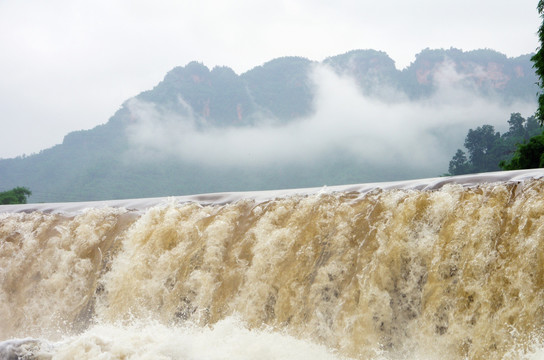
[125,63,536,174]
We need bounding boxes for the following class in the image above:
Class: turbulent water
[2,170,544,359]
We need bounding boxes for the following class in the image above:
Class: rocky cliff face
[399,48,536,99]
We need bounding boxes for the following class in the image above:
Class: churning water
[2,170,544,359]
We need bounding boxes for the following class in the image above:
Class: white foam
[3,318,351,360]
[0,338,41,360]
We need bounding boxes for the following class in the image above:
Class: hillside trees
[500,134,544,170]
[448,149,471,175]
[448,113,542,175]
[0,187,31,204]
[497,0,544,170]
[532,0,544,124]
[449,124,501,175]
[464,125,501,172]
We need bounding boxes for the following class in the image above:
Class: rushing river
[2,170,544,359]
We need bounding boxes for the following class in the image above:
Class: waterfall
[1,170,544,359]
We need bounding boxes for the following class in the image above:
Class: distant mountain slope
[241,56,315,120]
[0,48,538,203]
[400,48,536,99]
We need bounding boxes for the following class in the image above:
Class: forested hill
[0,48,539,203]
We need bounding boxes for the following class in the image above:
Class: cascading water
[1,170,544,359]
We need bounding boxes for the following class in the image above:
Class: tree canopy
[500,134,544,170]
[533,0,544,124]
[0,187,31,204]
[498,1,544,170]
[448,113,542,175]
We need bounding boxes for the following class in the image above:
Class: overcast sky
[0,0,541,159]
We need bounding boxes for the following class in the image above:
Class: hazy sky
[0,0,541,159]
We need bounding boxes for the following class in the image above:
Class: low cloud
[125,63,536,174]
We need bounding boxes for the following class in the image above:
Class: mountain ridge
[0,47,539,202]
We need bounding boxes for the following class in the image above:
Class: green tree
[500,133,544,170]
[446,113,543,174]
[449,149,470,175]
[499,2,544,170]
[525,116,541,138]
[464,125,501,172]
[533,0,544,124]
[0,187,32,204]
[506,112,526,138]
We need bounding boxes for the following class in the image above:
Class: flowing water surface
[2,171,544,359]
